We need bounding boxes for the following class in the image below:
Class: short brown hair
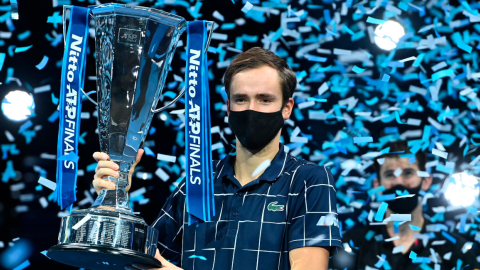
[373,140,428,182]
[223,47,297,107]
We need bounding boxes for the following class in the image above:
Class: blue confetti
[374,202,388,222]
[36,55,49,70]
[14,45,33,53]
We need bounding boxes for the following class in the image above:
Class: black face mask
[382,180,423,214]
[228,109,284,151]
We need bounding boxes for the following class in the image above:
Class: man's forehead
[381,157,419,170]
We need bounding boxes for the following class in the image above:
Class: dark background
[0,0,478,269]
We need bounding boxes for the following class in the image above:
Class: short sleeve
[288,166,343,256]
[150,179,186,264]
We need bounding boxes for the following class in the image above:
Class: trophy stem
[91,171,133,214]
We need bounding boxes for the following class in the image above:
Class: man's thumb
[155,251,175,267]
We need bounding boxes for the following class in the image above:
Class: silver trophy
[48,4,212,269]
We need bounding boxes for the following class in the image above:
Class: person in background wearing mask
[92,47,342,270]
[334,141,480,270]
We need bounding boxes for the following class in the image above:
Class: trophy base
[48,243,162,270]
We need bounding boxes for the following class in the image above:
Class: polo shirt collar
[217,143,288,183]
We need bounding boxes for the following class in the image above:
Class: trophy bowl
[47,3,186,269]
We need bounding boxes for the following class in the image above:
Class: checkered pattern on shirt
[151,146,342,270]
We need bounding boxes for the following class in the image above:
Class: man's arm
[289,247,330,270]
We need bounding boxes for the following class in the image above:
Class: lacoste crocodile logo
[268,201,284,211]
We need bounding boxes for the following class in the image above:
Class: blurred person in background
[330,140,480,270]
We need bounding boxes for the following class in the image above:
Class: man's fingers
[95,168,119,178]
[93,152,110,162]
[156,253,176,268]
[137,149,144,161]
[95,161,119,173]
[92,178,115,194]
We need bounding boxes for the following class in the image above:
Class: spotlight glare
[444,172,479,207]
[1,90,36,121]
[374,20,405,51]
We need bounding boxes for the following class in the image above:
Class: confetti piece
[33,84,51,93]
[72,214,91,230]
[432,148,448,159]
[10,0,18,20]
[385,236,400,242]
[333,48,351,55]
[409,224,421,231]
[0,52,5,71]
[252,159,271,177]
[35,56,49,70]
[306,234,326,245]
[432,69,454,81]
[188,255,207,260]
[212,10,224,21]
[441,231,457,244]
[390,214,412,221]
[317,81,329,96]
[46,11,62,28]
[374,254,386,268]
[155,167,170,182]
[38,177,56,191]
[366,16,386,24]
[393,167,402,177]
[406,118,421,126]
[241,1,253,13]
[417,171,430,177]
[39,197,48,208]
[157,153,177,163]
[374,202,388,222]
[457,41,472,54]
[352,65,366,74]
[394,111,406,124]
[353,137,373,144]
[409,251,417,260]
[12,260,30,270]
[392,245,405,254]
[14,45,32,53]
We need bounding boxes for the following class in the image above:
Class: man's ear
[372,178,379,188]
[421,175,433,191]
[282,97,294,120]
[226,97,230,117]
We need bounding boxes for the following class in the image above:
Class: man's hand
[92,149,144,194]
[125,249,183,270]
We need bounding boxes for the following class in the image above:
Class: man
[334,141,480,269]
[92,47,342,270]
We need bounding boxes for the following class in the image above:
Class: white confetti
[38,177,56,191]
[157,153,176,163]
[252,159,271,178]
[72,214,91,230]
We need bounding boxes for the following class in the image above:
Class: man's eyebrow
[231,93,248,98]
[231,93,277,99]
[256,93,277,98]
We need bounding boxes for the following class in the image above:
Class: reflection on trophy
[47,3,188,269]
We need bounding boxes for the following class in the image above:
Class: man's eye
[236,99,245,102]
[262,99,271,103]
[384,173,394,179]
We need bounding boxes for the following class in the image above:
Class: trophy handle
[152,20,214,114]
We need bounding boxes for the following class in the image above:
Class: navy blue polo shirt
[152,143,343,270]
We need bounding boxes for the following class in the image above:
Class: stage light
[443,172,479,207]
[374,20,405,51]
[1,90,35,121]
